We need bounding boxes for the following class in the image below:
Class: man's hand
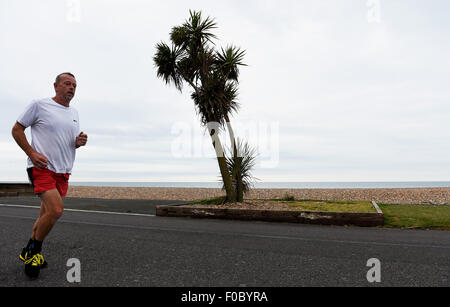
[29,152,49,170]
[11,122,48,170]
[76,132,88,148]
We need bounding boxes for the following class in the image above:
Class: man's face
[54,74,77,102]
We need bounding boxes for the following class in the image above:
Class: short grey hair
[55,72,76,84]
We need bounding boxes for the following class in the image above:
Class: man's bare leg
[22,199,49,269]
[21,191,62,275]
[34,189,64,242]
[30,199,46,240]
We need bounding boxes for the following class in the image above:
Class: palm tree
[153,10,256,203]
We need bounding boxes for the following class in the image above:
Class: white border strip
[0,204,155,217]
[371,201,383,214]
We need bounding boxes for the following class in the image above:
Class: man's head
[54,72,77,105]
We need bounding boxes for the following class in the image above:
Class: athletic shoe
[24,253,46,279]
[19,248,48,268]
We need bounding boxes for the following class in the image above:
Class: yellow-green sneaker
[24,253,46,279]
[19,248,48,268]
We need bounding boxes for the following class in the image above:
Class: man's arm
[11,122,48,169]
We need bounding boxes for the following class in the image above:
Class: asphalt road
[0,197,449,287]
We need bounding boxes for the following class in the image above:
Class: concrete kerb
[156,201,385,227]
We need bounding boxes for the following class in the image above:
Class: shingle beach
[67,186,449,205]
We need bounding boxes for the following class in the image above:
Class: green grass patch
[270,198,365,205]
[188,197,450,230]
[280,194,296,201]
[272,200,377,213]
[189,196,226,206]
[379,203,450,230]
[191,197,376,213]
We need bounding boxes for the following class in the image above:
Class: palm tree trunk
[207,125,236,203]
[182,76,237,203]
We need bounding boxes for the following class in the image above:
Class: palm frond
[153,42,183,91]
[215,46,247,81]
[170,26,190,49]
[186,10,218,45]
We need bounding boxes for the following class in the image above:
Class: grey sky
[0,0,449,182]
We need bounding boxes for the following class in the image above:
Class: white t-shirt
[17,97,80,174]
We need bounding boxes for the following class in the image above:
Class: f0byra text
[226,292,268,302]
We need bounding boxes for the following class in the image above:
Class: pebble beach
[67,186,450,205]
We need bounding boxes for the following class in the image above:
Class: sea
[67,181,450,189]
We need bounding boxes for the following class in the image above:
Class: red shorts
[27,168,70,197]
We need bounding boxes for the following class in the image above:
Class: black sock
[25,238,34,250]
[30,239,43,254]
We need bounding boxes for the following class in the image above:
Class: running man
[11,72,88,278]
